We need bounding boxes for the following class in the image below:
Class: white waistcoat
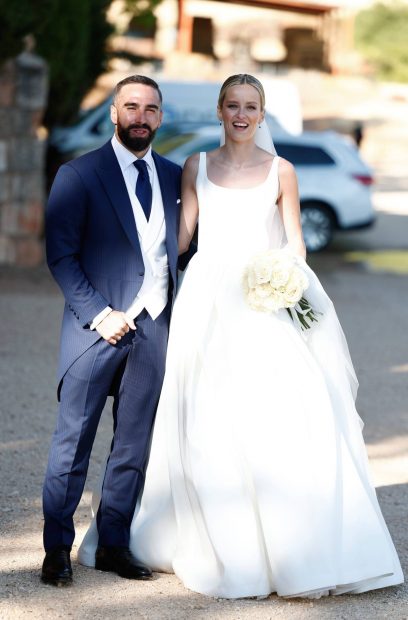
[125,167,169,321]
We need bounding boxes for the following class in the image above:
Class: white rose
[247,288,265,311]
[261,288,286,312]
[255,283,273,299]
[282,268,309,307]
[294,266,309,291]
[252,254,273,285]
[247,269,258,289]
[269,255,294,288]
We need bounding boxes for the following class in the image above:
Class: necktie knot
[133,159,152,220]
[134,159,148,176]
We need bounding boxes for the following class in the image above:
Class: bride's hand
[283,243,307,261]
[288,243,307,261]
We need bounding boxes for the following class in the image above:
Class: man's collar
[111,134,153,171]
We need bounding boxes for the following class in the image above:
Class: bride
[79,74,403,598]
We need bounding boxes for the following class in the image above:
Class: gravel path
[1,231,407,619]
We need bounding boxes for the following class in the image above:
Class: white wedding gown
[78,153,403,598]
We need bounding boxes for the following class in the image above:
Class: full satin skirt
[78,254,403,598]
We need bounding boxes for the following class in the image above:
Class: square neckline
[202,151,279,191]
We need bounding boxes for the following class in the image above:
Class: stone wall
[0,51,48,266]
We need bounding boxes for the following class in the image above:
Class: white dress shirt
[90,134,169,329]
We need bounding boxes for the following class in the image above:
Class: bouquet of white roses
[242,249,319,330]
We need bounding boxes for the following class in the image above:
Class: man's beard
[117,121,157,152]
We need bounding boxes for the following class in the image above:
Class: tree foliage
[0,1,53,61]
[355,2,408,82]
[125,0,162,35]
[0,0,113,128]
[37,0,113,128]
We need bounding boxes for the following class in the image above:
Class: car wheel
[301,203,335,252]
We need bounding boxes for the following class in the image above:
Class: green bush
[355,2,408,82]
[0,1,53,61]
[37,0,113,127]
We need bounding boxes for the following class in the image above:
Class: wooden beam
[211,0,337,16]
[177,0,194,52]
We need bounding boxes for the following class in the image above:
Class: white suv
[156,126,375,252]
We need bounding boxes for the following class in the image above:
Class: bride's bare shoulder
[182,152,201,181]
[276,156,296,177]
[275,157,298,192]
[184,152,200,168]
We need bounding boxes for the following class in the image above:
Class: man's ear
[110,104,117,125]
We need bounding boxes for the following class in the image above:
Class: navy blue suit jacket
[46,140,182,393]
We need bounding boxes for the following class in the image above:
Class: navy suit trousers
[43,304,170,552]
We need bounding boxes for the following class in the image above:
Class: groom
[42,75,182,586]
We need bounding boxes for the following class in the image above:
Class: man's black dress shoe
[41,546,73,586]
[95,546,152,580]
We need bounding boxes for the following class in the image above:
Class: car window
[91,114,112,136]
[275,143,335,165]
[187,140,220,154]
[156,135,220,157]
[155,133,197,155]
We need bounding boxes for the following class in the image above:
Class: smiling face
[110,83,163,155]
[218,83,265,144]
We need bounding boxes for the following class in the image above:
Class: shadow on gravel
[1,488,406,604]
[0,565,406,620]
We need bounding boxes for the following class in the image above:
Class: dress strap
[272,155,280,196]
[196,152,207,191]
[198,152,206,177]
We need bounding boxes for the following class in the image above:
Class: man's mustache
[127,124,152,132]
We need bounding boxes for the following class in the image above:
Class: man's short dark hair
[113,75,162,106]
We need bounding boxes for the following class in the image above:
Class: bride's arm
[277,158,306,259]
[178,154,199,255]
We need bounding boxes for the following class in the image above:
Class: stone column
[0,50,48,266]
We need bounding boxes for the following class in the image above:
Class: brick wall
[0,51,48,266]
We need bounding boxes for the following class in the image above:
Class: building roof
[212,0,338,15]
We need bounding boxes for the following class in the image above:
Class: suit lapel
[96,142,143,259]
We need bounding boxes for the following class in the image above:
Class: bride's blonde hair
[218,74,265,111]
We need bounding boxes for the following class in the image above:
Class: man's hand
[96,311,136,345]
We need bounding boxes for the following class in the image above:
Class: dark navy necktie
[133,159,152,220]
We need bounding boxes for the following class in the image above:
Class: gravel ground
[1,79,407,620]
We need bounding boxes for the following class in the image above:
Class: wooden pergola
[177,0,338,52]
